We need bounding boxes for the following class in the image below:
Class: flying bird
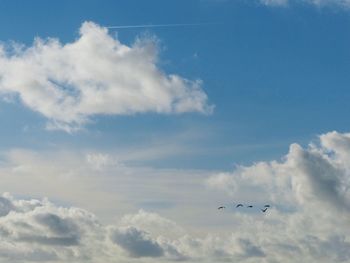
[218,206,225,210]
[261,208,268,213]
[264,205,270,208]
[247,205,253,208]
[236,204,243,208]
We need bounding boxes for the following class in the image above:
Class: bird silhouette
[218,206,225,210]
[264,205,270,208]
[247,205,253,208]
[261,208,268,213]
[236,204,243,208]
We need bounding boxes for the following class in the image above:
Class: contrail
[106,22,218,29]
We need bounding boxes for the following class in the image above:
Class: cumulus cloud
[0,193,281,263]
[0,193,105,262]
[1,131,350,262]
[0,194,237,262]
[110,226,165,258]
[0,21,213,132]
[119,210,185,239]
[205,131,350,262]
[207,132,350,211]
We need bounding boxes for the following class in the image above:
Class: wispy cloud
[259,0,350,8]
[260,0,288,6]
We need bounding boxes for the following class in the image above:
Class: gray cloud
[0,131,350,262]
[0,194,104,262]
[289,144,349,211]
[207,135,350,213]
[238,238,266,258]
[110,226,164,258]
[0,196,15,216]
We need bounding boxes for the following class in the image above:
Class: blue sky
[1,0,350,170]
[0,1,350,262]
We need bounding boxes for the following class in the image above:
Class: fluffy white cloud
[119,210,185,239]
[0,21,213,132]
[0,131,350,262]
[206,131,350,262]
[0,194,266,262]
[0,193,106,262]
[207,132,350,211]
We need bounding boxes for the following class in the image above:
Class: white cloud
[0,194,268,262]
[260,0,289,6]
[207,133,350,211]
[0,21,213,132]
[85,152,120,170]
[110,226,165,258]
[119,210,185,239]
[0,148,216,224]
[205,131,350,262]
[0,194,106,262]
[0,131,350,261]
[260,0,350,8]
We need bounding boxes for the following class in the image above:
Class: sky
[0,0,350,262]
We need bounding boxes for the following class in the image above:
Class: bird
[236,204,243,208]
[218,206,225,210]
[261,208,268,213]
[247,205,253,208]
[264,205,270,208]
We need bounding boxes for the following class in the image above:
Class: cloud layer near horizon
[0,131,349,262]
[0,194,271,263]
[0,21,212,132]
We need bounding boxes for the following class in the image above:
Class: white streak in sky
[106,22,218,29]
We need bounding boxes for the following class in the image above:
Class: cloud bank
[0,194,268,262]
[0,21,212,132]
[0,131,349,262]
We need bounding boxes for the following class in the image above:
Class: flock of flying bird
[218,204,271,213]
